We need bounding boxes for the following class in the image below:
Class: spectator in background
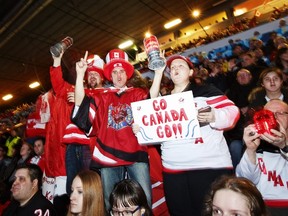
[274,36,287,50]
[276,19,287,36]
[126,69,149,89]
[228,39,236,50]
[236,99,288,216]
[109,179,153,216]
[275,46,288,75]
[249,38,261,51]
[29,136,45,172]
[270,7,282,21]
[67,170,105,216]
[5,129,21,158]
[193,67,209,85]
[2,164,57,216]
[0,145,11,175]
[228,68,255,115]
[248,67,288,110]
[232,44,247,58]
[282,4,288,16]
[1,141,33,188]
[226,69,255,168]
[206,62,228,93]
[254,47,270,67]
[226,56,241,90]
[0,143,21,183]
[7,141,34,184]
[240,51,267,85]
[253,31,261,40]
[263,31,278,61]
[202,175,268,216]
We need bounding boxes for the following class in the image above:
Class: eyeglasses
[274,111,288,118]
[110,206,140,216]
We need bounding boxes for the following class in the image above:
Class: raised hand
[154,50,166,75]
[76,51,88,78]
[243,124,260,152]
[243,124,261,164]
[260,122,286,149]
[52,50,64,67]
[132,123,140,135]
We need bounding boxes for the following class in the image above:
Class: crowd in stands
[162,3,288,56]
[0,4,288,215]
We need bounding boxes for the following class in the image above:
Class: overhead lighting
[2,94,13,101]
[145,32,152,38]
[118,40,133,49]
[234,8,247,16]
[29,81,40,88]
[192,10,200,18]
[164,18,182,29]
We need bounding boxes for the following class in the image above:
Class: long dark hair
[109,179,153,216]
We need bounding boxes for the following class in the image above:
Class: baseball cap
[85,55,105,79]
[166,55,194,69]
[104,49,134,81]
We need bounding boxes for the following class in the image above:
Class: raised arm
[235,124,261,184]
[149,51,167,98]
[75,51,88,106]
[50,51,70,97]
[149,67,165,98]
[52,51,63,67]
[242,124,261,164]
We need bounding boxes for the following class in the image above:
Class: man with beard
[42,51,105,216]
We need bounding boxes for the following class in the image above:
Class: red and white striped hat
[104,49,134,81]
[85,55,105,79]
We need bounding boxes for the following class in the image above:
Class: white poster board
[131,91,201,144]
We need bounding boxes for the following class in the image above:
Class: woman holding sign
[147,54,240,216]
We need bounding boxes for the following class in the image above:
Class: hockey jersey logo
[108,103,133,130]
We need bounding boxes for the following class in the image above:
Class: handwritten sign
[131,91,201,144]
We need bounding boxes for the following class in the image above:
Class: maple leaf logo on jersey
[108,103,133,130]
[27,119,37,129]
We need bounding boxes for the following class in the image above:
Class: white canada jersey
[236,151,288,201]
[161,83,239,171]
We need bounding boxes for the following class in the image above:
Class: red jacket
[44,66,72,176]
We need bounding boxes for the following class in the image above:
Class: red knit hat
[166,55,194,69]
[104,49,134,81]
[85,55,105,80]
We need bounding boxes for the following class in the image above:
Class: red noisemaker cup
[50,36,73,57]
[253,109,278,135]
[143,35,166,70]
